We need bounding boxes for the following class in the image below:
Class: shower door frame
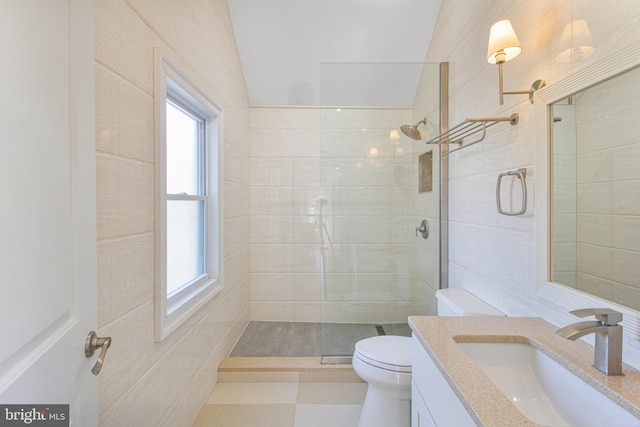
[439,62,449,291]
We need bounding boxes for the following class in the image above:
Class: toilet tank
[436,288,505,317]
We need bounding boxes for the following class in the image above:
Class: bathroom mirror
[535,41,640,318]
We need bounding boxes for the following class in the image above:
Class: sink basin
[458,342,640,426]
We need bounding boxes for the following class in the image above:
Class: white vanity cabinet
[411,335,476,427]
[411,381,436,427]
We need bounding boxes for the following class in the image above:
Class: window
[154,51,223,341]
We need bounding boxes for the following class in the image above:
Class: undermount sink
[457,342,640,427]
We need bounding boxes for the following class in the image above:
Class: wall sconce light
[487,20,545,105]
[556,20,594,63]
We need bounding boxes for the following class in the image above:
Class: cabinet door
[412,338,477,427]
[412,381,436,427]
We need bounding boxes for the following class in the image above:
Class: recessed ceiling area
[227,0,442,107]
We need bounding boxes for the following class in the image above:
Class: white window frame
[154,50,224,341]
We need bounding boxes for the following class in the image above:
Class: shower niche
[419,151,433,193]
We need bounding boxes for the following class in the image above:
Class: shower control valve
[415,219,429,239]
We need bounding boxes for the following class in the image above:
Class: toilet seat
[354,336,412,373]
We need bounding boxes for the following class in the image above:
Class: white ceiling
[227,0,442,107]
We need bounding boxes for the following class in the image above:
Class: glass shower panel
[319,63,442,358]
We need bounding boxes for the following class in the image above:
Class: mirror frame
[534,41,640,338]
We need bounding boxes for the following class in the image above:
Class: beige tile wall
[95,0,250,425]
[427,0,640,364]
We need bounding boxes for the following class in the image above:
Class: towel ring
[496,168,527,216]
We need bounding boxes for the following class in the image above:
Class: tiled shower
[249,64,443,338]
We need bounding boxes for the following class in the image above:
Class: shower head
[400,118,427,141]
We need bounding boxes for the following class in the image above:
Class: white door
[0,0,99,425]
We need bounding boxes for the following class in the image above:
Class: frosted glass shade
[556,20,594,63]
[487,20,522,64]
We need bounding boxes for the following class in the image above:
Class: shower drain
[320,324,389,364]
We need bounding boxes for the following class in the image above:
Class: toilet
[352,288,504,427]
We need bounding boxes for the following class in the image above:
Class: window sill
[156,277,223,342]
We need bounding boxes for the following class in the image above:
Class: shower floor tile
[229,321,410,357]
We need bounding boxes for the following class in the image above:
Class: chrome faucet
[556,308,624,376]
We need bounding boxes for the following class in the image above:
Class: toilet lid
[354,336,412,373]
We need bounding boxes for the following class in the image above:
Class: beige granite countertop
[408,316,640,427]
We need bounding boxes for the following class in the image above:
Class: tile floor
[193,382,366,427]
[230,321,412,357]
[193,322,412,426]
[193,358,367,427]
